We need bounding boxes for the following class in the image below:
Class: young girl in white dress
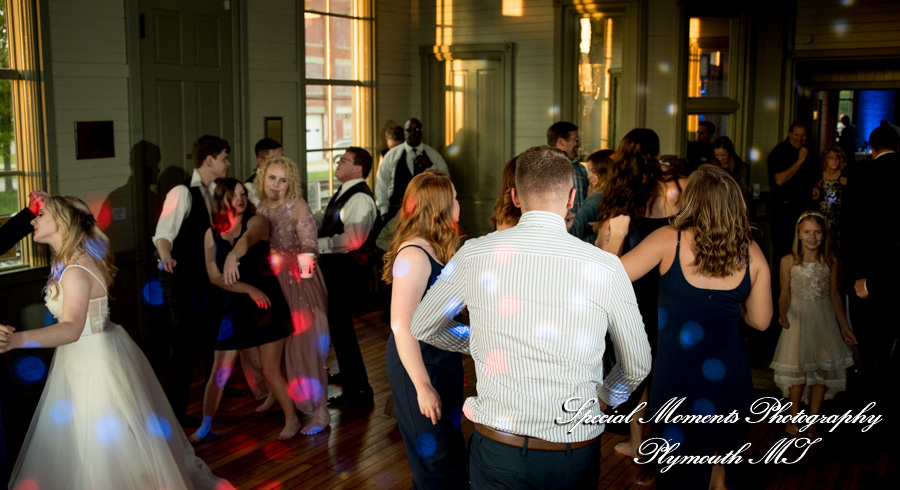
[770,211,856,438]
[0,196,231,489]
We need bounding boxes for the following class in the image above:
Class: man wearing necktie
[376,118,450,223]
[153,135,230,426]
[317,147,378,406]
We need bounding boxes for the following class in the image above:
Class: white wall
[46,0,131,214]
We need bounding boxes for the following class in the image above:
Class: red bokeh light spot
[498,296,520,317]
[14,480,39,490]
[268,253,284,276]
[263,441,291,460]
[403,197,418,216]
[215,482,236,490]
[484,350,507,377]
[96,203,111,230]
[492,244,516,263]
[291,310,311,335]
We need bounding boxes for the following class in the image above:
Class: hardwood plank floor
[190,308,898,489]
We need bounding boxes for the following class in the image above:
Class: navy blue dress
[649,232,752,489]
[212,217,292,350]
[385,244,466,489]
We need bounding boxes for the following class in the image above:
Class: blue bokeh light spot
[450,407,462,429]
[658,307,668,330]
[142,279,165,307]
[147,413,173,439]
[317,333,331,358]
[215,366,232,389]
[15,356,47,383]
[439,259,458,280]
[662,424,684,446]
[392,257,410,278]
[217,317,234,341]
[479,272,496,293]
[50,399,73,425]
[416,433,437,458]
[679,321,704,349]
[692,398,716,417]
[449,325,470,339]
[443,297,463,319]
[702,358,726,382]
[44,310,55,326]
[22,341,41,348]
[95,416,121,444]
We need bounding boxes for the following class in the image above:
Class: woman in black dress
[190,178,299,442]
[595,128,687,457]
[607,165,772,489]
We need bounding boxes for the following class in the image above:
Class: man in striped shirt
[411,145,652,488]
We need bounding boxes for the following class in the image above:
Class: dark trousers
[159,270,217,418]
[319,253,370,393]
[385,333,467,489]
[467,431,602,490]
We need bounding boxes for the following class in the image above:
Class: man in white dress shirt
[153,135,231,426]
[375,118,449,222]
[317,147,379,406]
[411,145,651,488]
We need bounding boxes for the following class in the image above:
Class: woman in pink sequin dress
[225,156,330,435]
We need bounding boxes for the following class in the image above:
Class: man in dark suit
[843,124,900,408]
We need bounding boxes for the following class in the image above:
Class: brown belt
[474,423,596,452]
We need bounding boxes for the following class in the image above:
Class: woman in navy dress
[607,165,772,489]
[383,170,467,489]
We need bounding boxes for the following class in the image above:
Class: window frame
[302,2,375,212]
[0,0,49,273]
[680,6,751,160]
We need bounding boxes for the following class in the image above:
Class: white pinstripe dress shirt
[411,211,652,443]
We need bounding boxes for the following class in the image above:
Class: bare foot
[301,408,330,435]
[806,425,821,440]
[278,419,302,440]
[188,432,205,444]
[786,423,801,437]
[255,394,276,412]
[614,439,639,459]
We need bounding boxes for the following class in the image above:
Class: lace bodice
[258,199,319,282]
[790,261,830,302]
[44,265,111,337]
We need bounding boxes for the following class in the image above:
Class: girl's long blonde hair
[43,196,117,298]
[791,212,832,266]
[258,155,301,204]
[382,171,461,284]
[672,165,752,278]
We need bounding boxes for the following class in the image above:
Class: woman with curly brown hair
[595,128,686,458]
[606,165,772,489]
[383,170,467,489]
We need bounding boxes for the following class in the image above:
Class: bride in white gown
[0,196,232,490]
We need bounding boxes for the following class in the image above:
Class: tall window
[304,0,373,212]
[576,13,624,153]
[0,0,46,271]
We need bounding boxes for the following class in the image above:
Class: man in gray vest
[318,147,378,406]
[376,118,449,222]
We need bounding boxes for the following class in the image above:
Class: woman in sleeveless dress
[224,156,330,435]
[383,171,467,489]
[605,166,772,489]
[0,195,231,489]
[594,128,687,457]
[189,178,298,442]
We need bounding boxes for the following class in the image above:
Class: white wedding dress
[9,265,232,490]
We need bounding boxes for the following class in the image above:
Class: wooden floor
[190,308,899,489]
